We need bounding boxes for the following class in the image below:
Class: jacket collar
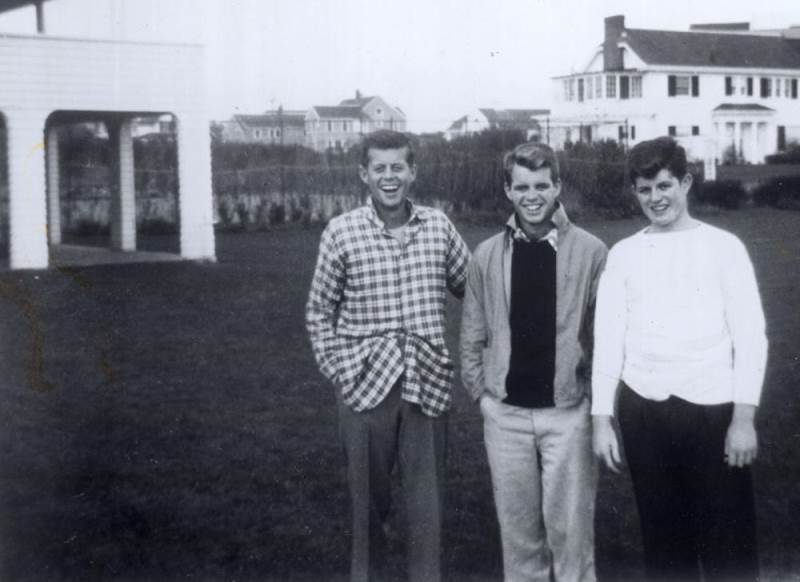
[505,202,570,248]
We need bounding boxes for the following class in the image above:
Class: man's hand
[593,415,622,473]
[725,404,758,468]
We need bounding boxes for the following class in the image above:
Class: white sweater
[591,222,767,416]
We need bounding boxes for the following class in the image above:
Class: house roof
[233,112,306,128]
[312,105,364,119]
[0,0,51,14]
[479,108,550,128]
[713,103,775,111]
[339,96,374,107]
[447,116,468,131]
[621,28,800,69]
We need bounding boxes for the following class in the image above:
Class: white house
[305,92,406,152]
[444,108,549,141]
[0,0,215,269]
[539,15,800,164]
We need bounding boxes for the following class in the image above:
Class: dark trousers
[618,384,759,582]
[337,380,447,582]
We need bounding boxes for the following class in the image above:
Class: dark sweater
[504,238,556,408]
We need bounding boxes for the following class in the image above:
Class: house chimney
[604,15,625,71]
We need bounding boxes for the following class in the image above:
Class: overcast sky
[1,0,799,132]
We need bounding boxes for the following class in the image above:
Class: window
[255,129,262,138]
[596,75,603,98]
[618,125,626,141]
[725,76,734,96]
[760,77,772,98]
[620,75,630,99]
[327,121,333,132]
[606,75,616,98]
[692,126,700,136]
[564,78,576,102]
[668,75,698,97]
[776,78,782,97]
[668,126,677,137]
[631,76,642,98]
[586,76,593,100]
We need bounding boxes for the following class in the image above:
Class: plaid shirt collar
[505,202,569,251]
[364,197,430,230]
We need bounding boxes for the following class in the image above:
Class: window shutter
[793,79,798,99]
[620,76,630,99]
[668,75,676,96]
[725,76,733,96]
[691,76,699,97]
[761,78,768,97]
[747,77,754,96]
[692,126,700,136]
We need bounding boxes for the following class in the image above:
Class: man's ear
[358,165,369,185]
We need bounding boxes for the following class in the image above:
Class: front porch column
[108,119,136,251]
[6,110,49,269]
[175,112,216,261]
[734,122,742,162]
[45,124,61,245]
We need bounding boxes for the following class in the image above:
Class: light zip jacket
[460,205,607,405]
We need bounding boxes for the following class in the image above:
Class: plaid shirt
[306,199,470,417]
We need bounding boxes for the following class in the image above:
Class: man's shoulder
[414,203,455,227]
[568,223,608,253]
[473,231,506,261]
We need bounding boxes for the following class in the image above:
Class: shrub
[765,142,800,165]
[694,180,747,210]
[138,218,178,235]
[753,175,800,208]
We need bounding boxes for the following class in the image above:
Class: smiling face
[505,163,561,236]
[359,147,416,215]
[633,168,693,232]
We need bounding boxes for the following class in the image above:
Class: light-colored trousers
[481,395,597,582]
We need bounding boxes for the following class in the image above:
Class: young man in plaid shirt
[306,130,470,582]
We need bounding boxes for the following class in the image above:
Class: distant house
[217,109,306,145]
[444,108,549,141]
[540,15,800,163]
[305,92,406,152]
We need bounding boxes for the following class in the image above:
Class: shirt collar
[505,203,570,250]
[365,197,428,229]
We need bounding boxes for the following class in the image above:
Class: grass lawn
[1,207,799,582]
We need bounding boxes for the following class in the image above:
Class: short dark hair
[628,137,689,184]
[502,142,560,186]
[360,130,415,167]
